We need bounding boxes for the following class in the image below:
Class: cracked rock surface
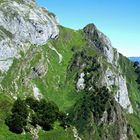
[0,0,59,72]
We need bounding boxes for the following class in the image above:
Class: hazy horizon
[37,0,140,57]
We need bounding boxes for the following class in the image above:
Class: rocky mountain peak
[0,0,59,72]
[83,23,97,36]
[83,23,133,114]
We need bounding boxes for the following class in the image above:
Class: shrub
[26,97,67,131]
[72,86,113,125]
[6,97,67,133]
[5,98,28,134]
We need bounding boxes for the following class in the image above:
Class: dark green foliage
[5,113,27,134]
[68,49,111,132]
[11,98,28,118]
[5,98,28,134]
[136,75,140,84]
[134,61,139,68]
[58,112,70,128]
[25,97,67,131]
[135,67,140,74]
[89,86,111,121]
[137,134,140,139]
[133,61,140,89]
[69,50,99,72]
[25,97,39,112]
[69,50,100,90]
[36,100,59,131]
[72,86,113,129]
[5,97,67,134]
[83,57,100,89]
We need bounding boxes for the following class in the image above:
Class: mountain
[0,0,140,140]
[129,57,140,63]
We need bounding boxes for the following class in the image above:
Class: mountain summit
[0,0,140,140]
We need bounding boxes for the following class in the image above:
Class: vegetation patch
[71,86,114,131]
[69,50,101,90]
[133,61,140,90]
[5,97,68,134]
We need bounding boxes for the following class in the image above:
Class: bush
[5,98,28,134]
[26,97,39,112]
[12,98,28,118]
[5,113,27,134]
[26,97,67,131]
[6,97,68,133]
[72,86,112,124]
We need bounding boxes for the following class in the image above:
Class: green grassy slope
[0,26,140,140]
[119,54,140,139]
[0,26,87,139]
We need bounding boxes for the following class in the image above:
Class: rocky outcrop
[83,24,133,114]
[77,72,85,91]
[33,84,42,100]
[29,125,41,140]
[102,68,133,113]
[0,0,59,72]
[73,127,82,140]
[114,75,133,113]
[83,24,119,65]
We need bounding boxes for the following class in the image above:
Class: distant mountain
[129,57,140,63]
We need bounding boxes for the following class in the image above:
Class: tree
[36,100,59,131]
[12,98,28,118]
[26,97,65,131]
[6,97,67,133]
[5,113,26,134]
[5,98,28,134]
[26,97,39,112]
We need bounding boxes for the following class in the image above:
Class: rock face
[33,84,42,100]
[77,72,85,90]
[115,76,133,113]
[83,24,133,114]
[102,68,133,113]
[83,24,119,65]
[0,0,59,72]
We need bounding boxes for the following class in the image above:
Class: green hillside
[0,24,140,140]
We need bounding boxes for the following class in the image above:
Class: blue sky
[37,0,140,57]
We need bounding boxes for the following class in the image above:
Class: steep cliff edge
[0,0,140,140]
[0,0,59,72]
